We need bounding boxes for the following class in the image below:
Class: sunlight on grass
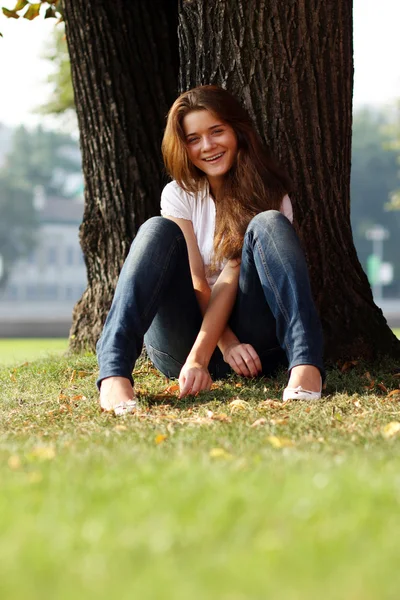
[0,339,68,366]
[394,328,400,339]
[1,352,400,599]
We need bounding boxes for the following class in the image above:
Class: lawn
[0,338,68,366]
[1,346,400,599]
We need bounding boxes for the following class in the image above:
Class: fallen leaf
[229,398,250,412]
[9,373,16,382]
[30,446,56,461]
[250,417,267,427]
[28,471,43,484]
[341,360,358,373]
[155,434,167,444]
[77,371,92,378]
[267,436,294,448]
[212,413,231,423]
[258,400,285,409]
[164,383,180,394]
[69,370,77,383]
[71,394,86,401]
[114,425,127,432]
[210,382,222,390]
[377,383,388,393]
[352,399,361,408]
[58,393,68,400]
[387,389,400,399]
[209,447,233,459]
[270,417,289,426]
[8,455,21,470]
[364,381,375,390]
[382,422,400,439]
[235,383,243,388]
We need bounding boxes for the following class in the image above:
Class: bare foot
[99,376,136,413]
[287,365,321,392]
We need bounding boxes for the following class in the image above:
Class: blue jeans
[96,212,324,387]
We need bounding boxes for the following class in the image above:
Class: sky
[0,0,400,129]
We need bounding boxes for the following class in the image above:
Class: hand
[223,342,262,377]
[178,359,213,398]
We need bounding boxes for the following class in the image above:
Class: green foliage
[3,124,81,197]
[0,125,81,286]
[1,0,62,22]
[38,23,75,118]
[0,172,37,287]
[1,353,400,598]
[351,107,400,293]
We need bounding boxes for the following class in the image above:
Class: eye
[187,136,199,144]
[212,128,224,134]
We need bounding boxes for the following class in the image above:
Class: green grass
[394,328,400,339]
[0,338,68,366]
[1,349,400,599]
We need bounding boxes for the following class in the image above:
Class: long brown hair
[162,85,292,262]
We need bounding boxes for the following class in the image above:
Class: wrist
[218,329,239,356]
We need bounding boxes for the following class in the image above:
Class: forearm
[194,280,239,357]
[189,263,240,366]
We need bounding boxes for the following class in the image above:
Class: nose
[201,135,216,152]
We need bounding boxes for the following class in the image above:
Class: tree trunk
[63,0,179,350]
[178,0,400,361]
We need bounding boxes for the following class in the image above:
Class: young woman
[97,85,324,415]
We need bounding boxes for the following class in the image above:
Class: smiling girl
[97,85,324,414]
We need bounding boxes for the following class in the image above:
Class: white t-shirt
[160,180,293,287]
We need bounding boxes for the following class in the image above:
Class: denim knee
[124,216,184,272]
[247,210,287,234]
[136,215,181,241]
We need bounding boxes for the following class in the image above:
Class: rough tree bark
[63,0,179,350]
[179,0,400,361]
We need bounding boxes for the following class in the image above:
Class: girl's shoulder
[161,180,210,220]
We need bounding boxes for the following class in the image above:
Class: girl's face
[182,109,238,189]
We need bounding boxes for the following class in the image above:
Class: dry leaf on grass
[250,417,267,427]
[340,360,358,373]
[29,446,56,461]
[8,456,21,470]
[267,436,294,448]
[71,394,86,402]
[270,417,289,426]
[229,398,250,412]
[155,434,167,444]
[209,448,233,460]
[364,381,375,391]
[258,400,286,409]
[114,425,127,432]
[382,422,400,439]
[387,389,400,399]
[377,383,388,393]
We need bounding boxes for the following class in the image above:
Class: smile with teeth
[203,152,225,162]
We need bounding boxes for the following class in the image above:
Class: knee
[127,216,185,264]
[133,216,182,248]
[137,216,181,239]
[247,210,287,233]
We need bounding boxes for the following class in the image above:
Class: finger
[231,353,251,377]
[179,372,194,397]
[238,349,258,377]
[246,345,262,373]
[191,372,210,395]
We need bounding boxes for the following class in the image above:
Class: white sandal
[113,399,137,416]
[283,382,322,402]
